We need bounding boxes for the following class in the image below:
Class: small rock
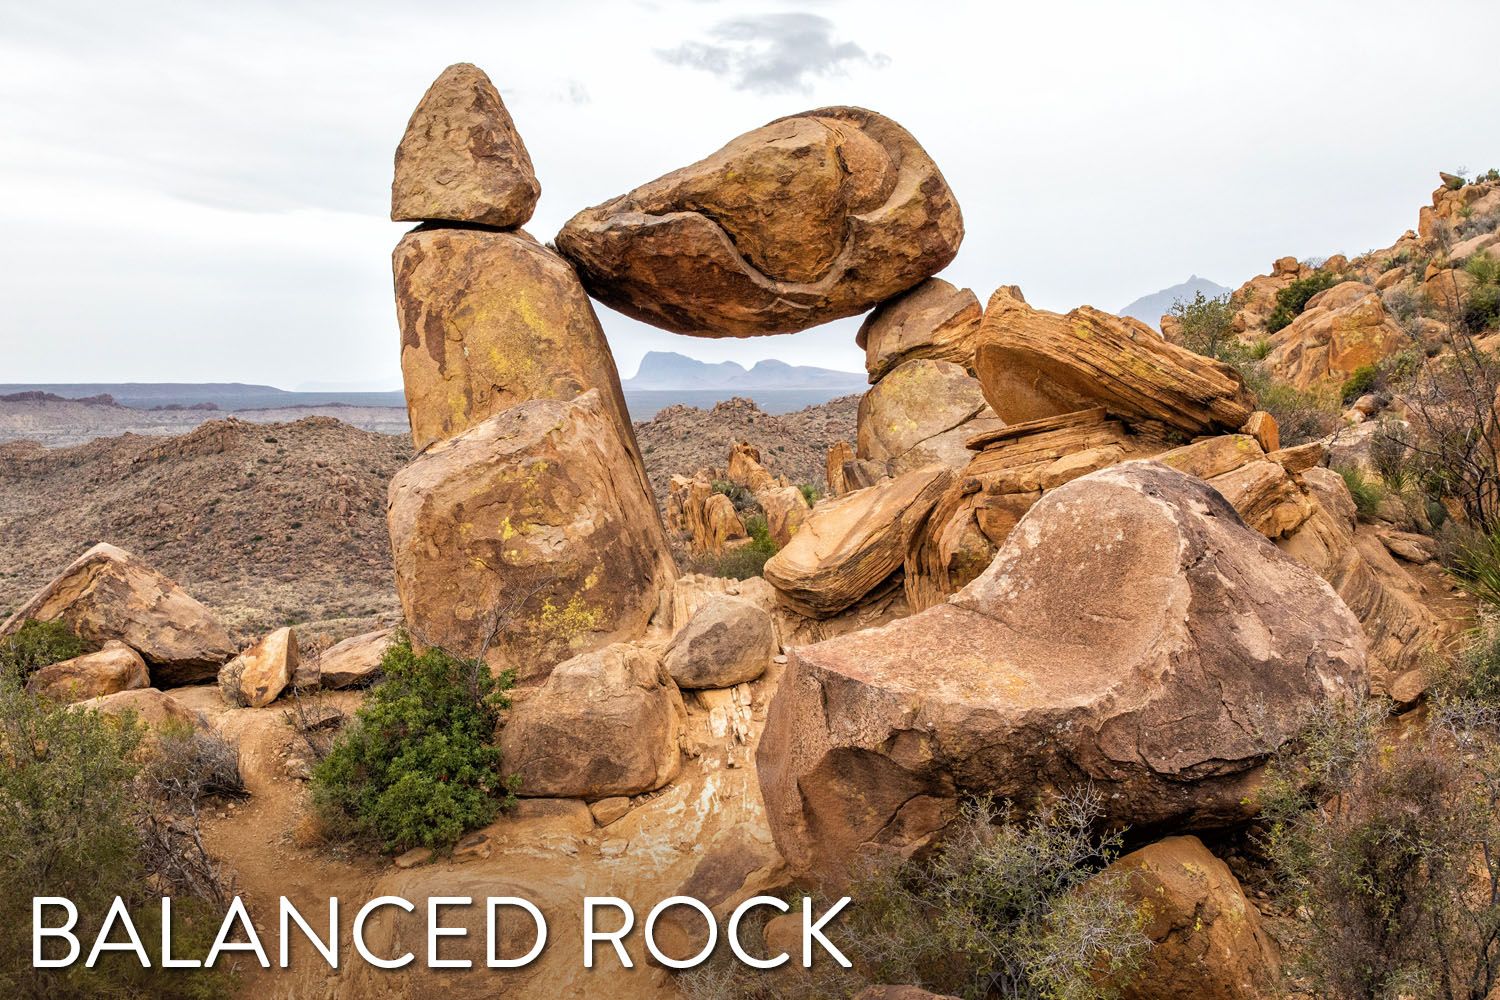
[394,847,433,869]
[589,797,631,827]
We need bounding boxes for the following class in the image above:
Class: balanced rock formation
[758,462,1366,880]
[388,390,677,683]
[1106,836,1280,1000]
[663,595,776,689]
[856,359,996,473]
[0,543,233,686]
[393,227,640,455]
[27,641,149,703]
[555,107,963,337]
[858,277,983,382]
[975,288,1255,437]
[763,465,952,617]
[218,626,299,709]
[391,63,540,229]
[500,643,685,798]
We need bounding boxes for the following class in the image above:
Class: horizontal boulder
[555,107,962,337]
[757,462,1366,881]
[315,628,393,689]
[0,543,234,686]
[27,641,149,703]
[388,390,677,683]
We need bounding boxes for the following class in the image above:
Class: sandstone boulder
[663,596,776,689]
[759,484,811,549]
[857,359,990,468]
[391,63,540,228]
[1106,836,1280,1000]
[763,465,952,617]
[218,627,299,709]
[388,390,677,684]
[1263,282,1408,389]
[0,543,234,686]
[727,441,778,494]
[857,278,983,382]
[500,643,685,798]
[74,687,204,732]
[758,462,1366,880]
[27,641,149,703]
[826,440,855,497]
[393,227,640,455]
[316,628,394,689]
[974,288,1255,436]
[555,107,963,337]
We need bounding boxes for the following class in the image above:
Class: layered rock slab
[757,462,1366,880]
[555,106,963,337]
[390,63,540,228]
[0,543,233,686]
[388,390,677,683]
[974,288,1255,437]
[393,227,640,455]
[857,277,983,382]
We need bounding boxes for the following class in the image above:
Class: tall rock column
[387,63,675,683]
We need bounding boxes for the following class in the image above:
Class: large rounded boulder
[757,461,1366,881]
[555,107,962,337]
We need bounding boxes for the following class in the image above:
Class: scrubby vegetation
[1336,465,1385,518]
[311,632,516,853]
[1462,251,1500,333]
[1167,290,1238,360]
[1266,269,1344,333]
[1259,621,1500,1000]
[0,619,88,677]
[681,788,1149,1000]
[0,634,242,998]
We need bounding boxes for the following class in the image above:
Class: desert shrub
[798,483,821,506]
[1450,526,1500,609]
[1266,270,1343,333]
[1459,253,1500,333]
[0,676,235,998]
[1248,336,1273,360]
[1457,210,1500,241]
[311,632,515,853]
[1444,173,1468,191]
[689,514,779,581]
[680,788,1148,1000]
[712,479,759,515]
[1168,290,1238,360]
[0,619,88,679]
[1340,363,1379,403]
[1335,466,1384,519]
[1237,366,1341,445]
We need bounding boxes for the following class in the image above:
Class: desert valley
[6,35,1500,1000]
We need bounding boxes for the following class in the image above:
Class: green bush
[0,676,235,998]
[1336,466,1384,519]
[1451,526,1500,610]
[1168,290,1238,360]
[689,514,780,581]
[1238,366,1341,446]
[311,632,515,854]
[1266,270,1343,333]
[798,483,821,506]
[711,479,758,515]
[0,619,88,679]
[1339,364,1379,404]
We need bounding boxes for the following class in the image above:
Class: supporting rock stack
[757,462,1367,882]
[387,64,675,682]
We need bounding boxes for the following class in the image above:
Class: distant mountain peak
[624,352,863,391]
[1118,276,1231,329]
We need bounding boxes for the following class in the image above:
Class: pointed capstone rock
[391,63,540,228]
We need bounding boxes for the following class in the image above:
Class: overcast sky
[2,0,1498,388]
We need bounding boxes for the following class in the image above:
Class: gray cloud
[658,13,885,93]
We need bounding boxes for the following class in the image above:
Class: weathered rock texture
[857,359,991,469]
[0,543,233,686]
[974,288,1254,437]
[1262,280,1408,390]
[555,107,963,337]
[500,643,685,798]
[73,687,204,731]
[393,227,639,455]
[758,462,1366,880]
[1107,836,1280,1000]
[314,628,393,689]
[27,641,149,703]
[218,626,298,709]
[391,63,540,228]
[663,596,776,689]
[858,278,983,382]
[763,465,952,617]
[388,390,677,683]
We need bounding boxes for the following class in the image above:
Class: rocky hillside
[0,416,410,636]
[635,394,858,503]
